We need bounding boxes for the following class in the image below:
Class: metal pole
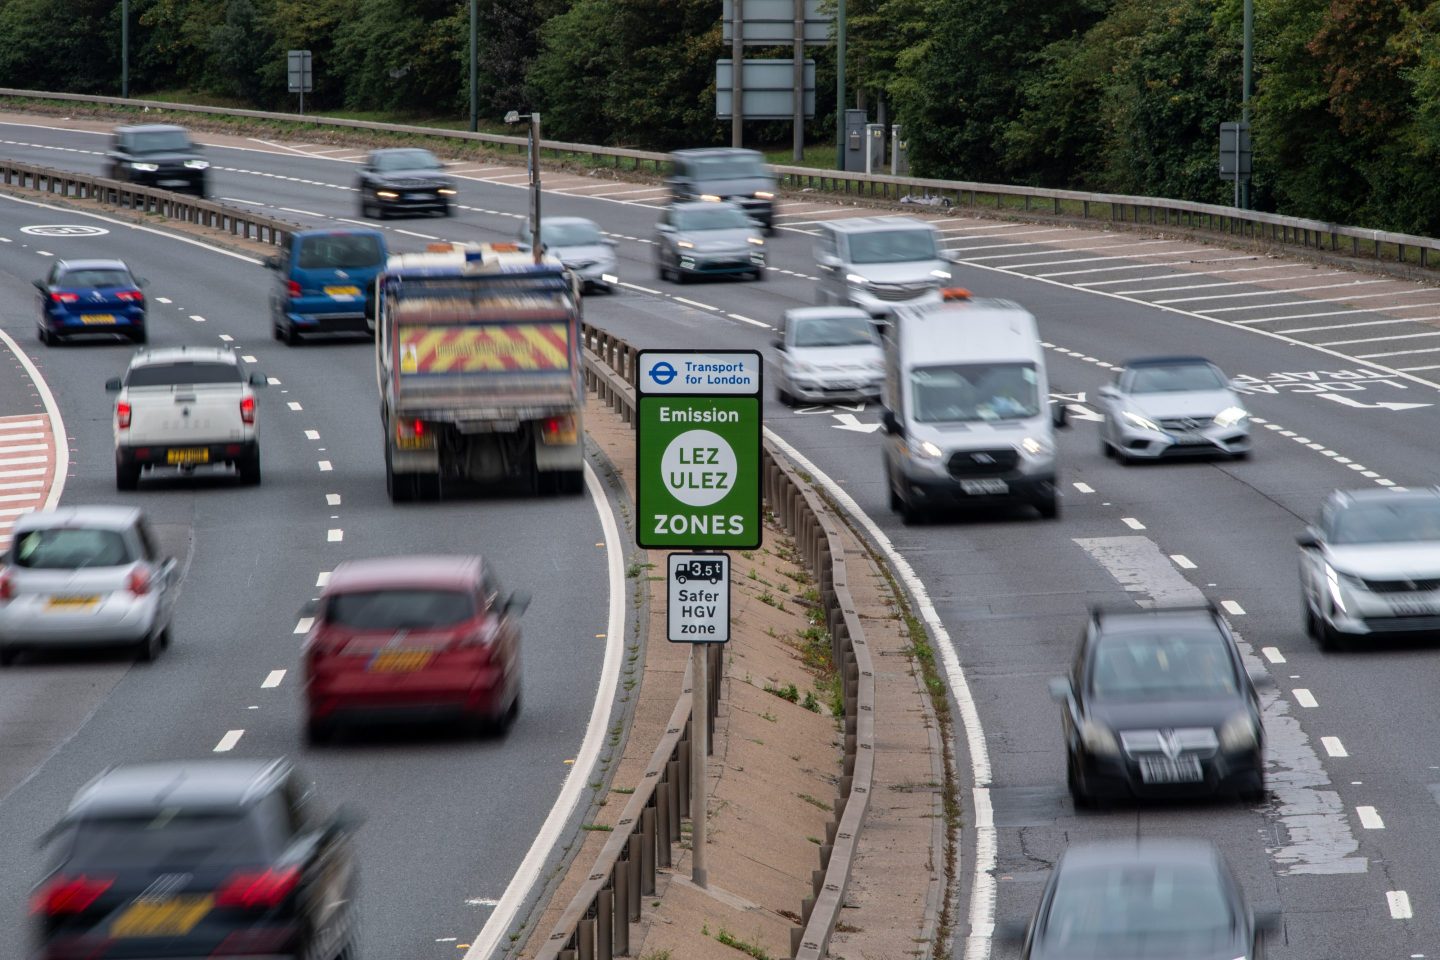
[731,0,744,147]
[792,0,804,162]
[531,113,542,265]
[690,645,709,887]
[469,0,479,133]
[1240,0,1252,209]
[121,0,129,98]
[835,0,846,170]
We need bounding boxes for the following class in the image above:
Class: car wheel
[116,462,140,491]
[0,647,17,667]
[1240,771,1268,804]
[1100,430,1114,458]
[158,624,172,649]
[282,319,301,346]
[1067,758,1094,810]
[656,258,669,282]
[674,264,690,285]
[752,266,767,282]
[273,319,285,341]
[888,483,903,513]
[1317,619,1346,653]
[898,494,923,526]
[238,454,262,486]
[441,202,454,218]
[131,325,147,345]
[1232,449,1251,461]
[1036,492,1060,520]
[38,324,53,346]
[134,629,163,663]
[385,456,416,503]
[777,386,794,407]
[305,717,335,747]
[1302,597,1320,640]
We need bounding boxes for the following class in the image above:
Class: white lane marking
[1117,271,1346,295]
[396,229,439,240]
[965,239,1197,264]
[0,506,37,518]
[0,419,44,431]
[1282,318,1416,335]
[1389,890,1413,919]
[155,296,173,303]
[1319,331,1440,347]
[465,462,626,959]
[1072,482,1094,493]
[1262,647,1286,664]
[1358,806,1385,829]
[0,468,47,478]
[241,354,257,363]
[1377,479,1396,486]
[1031,251,1237,277]
[317,460,333,471]
[278,206,324,217]
[294,618,314,634]
[1221,600,1246,615]
[0,444,48,454]
[726,313,770,328]
[189,314,206,322]
[287,401,303,411]
[326,493,341,506]
[0,456,46,467]
[327,528,343,542]
[1170,554,1196,569]
[0,481,44,490]
[0,492,43,503]
[316,571,331,586]
[672,297,718,311]
[266,376,282,385]
[1323,736,1349,758]
[1358,346,1440,359]
[1293,688,1318,708]
[213,730,245,753]
[305,430,320,440]
[246,136,323,157]
[262,670,286,689]
[1152,278,1389,305]
[218,334,234,343]
[617,281,662,295]
[221,196,266,206]
[1121,517,1145,530]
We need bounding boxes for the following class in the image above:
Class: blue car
[34,259,147,345]
[267,229,388,345]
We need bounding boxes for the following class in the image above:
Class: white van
[814,216,950,318]
[880,291,1067,522]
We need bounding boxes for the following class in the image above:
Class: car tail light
[286,281,302,298]
[240,395,256,425]
[31,875,114,915]
[215,867,301,908]
[115,290,144,302]
[0,570,14,602]
[127,568,151,596]
[540,415,577,446]
[49,292,78,303]
[457,618,499,648]
[116,401,132,429]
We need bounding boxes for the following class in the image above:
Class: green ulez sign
[636,351,762,550]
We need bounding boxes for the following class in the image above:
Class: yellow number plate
[111,895,214,938]
[80,314,115,324]
[395,434,433,450]
[369,649,434,673]
[47,595,99,610]
[324,285,360,297]
[166,448,210,465]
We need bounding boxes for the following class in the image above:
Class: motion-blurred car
[517,217,617,292]
[356,147,455,218]
[998,840,1279,959]
[34,259,147,345]
[31,758,360,960]
[302,555,529,743]
[772,307,884,406]
[814,217,950,318]
[1097,356,1250,462]
[105,124,208,196]
[0,506,177,665]
[1048,603,1268,807]
[665,147,777,233]
[654,200,766,283]
[266,228,388,344]
[1298,487,1440,650]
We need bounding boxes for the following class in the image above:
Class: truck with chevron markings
[374,242,585,502]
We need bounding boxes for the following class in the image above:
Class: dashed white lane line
[155,297,172,304]
[294,618,314,634]
[241,354,257,363]
[218,334,233,342]
[1293,688,1318,708]
[267,377,282,386]
[287,401,303,411]
[189,314,206,322]
[726,313,770,328]
[278,206,323,217]
[327,528,343,542]
[1388,890,1413,919]
[1262,647,1286,664]
[617,281,661,295]
[316,571,331,587]
[326,493,341,506]
[672,296,718,311]
[1121,517,1145,530]
[1323,736,1349,758]
[1220,600,1246,615]
[1072,482,1094,493]
[305,430,320,440]
[317,460,333,471]
[396,229,439,240]
[213,730,245,753]
[1357,806,1386,830]
[262,669,286,689]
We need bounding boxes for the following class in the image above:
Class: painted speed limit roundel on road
[20,224,110,237]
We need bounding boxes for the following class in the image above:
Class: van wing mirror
[506,590,531,617]
[1295,528,1322,550]
[1052,403,1070,428]
[880,409,902,436]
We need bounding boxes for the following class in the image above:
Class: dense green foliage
[6,0,1440,232]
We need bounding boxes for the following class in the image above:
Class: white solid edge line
[464,460,625,960]
[0,327,68,514]
[760,427,996,960]
[0,193,261,264]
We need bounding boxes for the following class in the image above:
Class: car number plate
[1168,432,1211,445]
[406,193,431,200]
[369,649,434,673]
[1138,755,1203,784]
[166,448,210,465]
[111,895,214,938]
[960,478,1009,496]
[158,178,190,186]
[1389,598,1440,616]
[47,595,100,610]
[324,285,360,299]
[80,314,115,324]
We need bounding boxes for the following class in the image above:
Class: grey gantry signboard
[722,0,830,43]
[715,60,816,120]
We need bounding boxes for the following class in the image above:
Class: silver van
[880,292,1067,522]
[815,216,951,318]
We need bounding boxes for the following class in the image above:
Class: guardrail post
[577,918,595,960]
[613,862,630,955]
[677,731,690,814]
[655,785,672,868]
[626,835,643,918]
[665,760,681,841]
[597,888,613,960]
[640,808,656,894]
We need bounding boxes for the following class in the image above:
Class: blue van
[266,229,387,344]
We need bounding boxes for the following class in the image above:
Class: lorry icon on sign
[673,558,725,585]
[648,361,678,386]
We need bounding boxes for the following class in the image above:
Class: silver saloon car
[520,216,617,292]
[1097,356,1250,462]
[1299,488,1440,649]
[0,506,178,664]
[655,200,766,283]
[773,307,884,405]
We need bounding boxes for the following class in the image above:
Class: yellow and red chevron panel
[397,322,573,375]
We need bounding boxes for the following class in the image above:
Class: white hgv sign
[667,553,731,643]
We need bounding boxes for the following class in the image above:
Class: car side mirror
[105,377,123,393]
[771,339,785,351]
[1246,666,1276,691]
[603,238,617,247]
[817,253,840,269]
[880,409,902,436]
[656,223,674,233]
[507,590,531,617]
[1229,377,1249,392]
[1048,676,1073,703]
[995,919,1029,944]
[1052,403,1069,428]
[263,255,281,270]
[249,373,268,387]
[942,249,962,263]
[1295,528,1322,550]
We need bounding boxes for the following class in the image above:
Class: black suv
[357,148,455,218]
[666,148,777,234]
[105,124,208,197]
[31,758,360,960]
[1048,603,1270,807]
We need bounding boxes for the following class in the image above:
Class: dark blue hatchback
[34,260,147,345]
[266,229,388,345]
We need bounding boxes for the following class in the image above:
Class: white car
[773,307,884,406]
[106,347,267,490]
[1097,356,1250,462]
[518,217,617,292]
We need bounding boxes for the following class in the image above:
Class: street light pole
[121,0,129,99]
[531,113,542,265]
[834,0,845,170]
[468,0,478,133]
[1240,0,1252,209]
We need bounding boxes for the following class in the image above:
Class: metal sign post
[287,50,313,115]
[1218,122,1252,210]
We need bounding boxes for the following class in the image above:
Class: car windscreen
[62,810,273,870]
[1090,630,1239,701]
[126,362,240,387]
[325,589,475,630]
[542,221,604,246]
[373,149,442,172]
[1332,499,1440,544]
[1041,861,1235,957]
[674,206,752,231]
[57,269,132,289]
[909,363,1040,423]
[688,156,769,179]
[846,229,938,264]
[1126,363,1226,394]
[296,234,385,270]
[127,130,194,153]
[792,315,879,348]
[12,528,132,569]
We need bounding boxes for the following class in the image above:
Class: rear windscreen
[57,269,132,289]
[326,589,475,630]
[12,528,132,569]
[126,362,240,387]
[63,810,273,870]
[297,235,385,270]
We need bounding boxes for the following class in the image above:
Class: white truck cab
[881,290,1067,523]
[106,347,267,490]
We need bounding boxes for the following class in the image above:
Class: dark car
[357,148,455,218]
[105,124,208,197]
[667,148,777,233]
[266,229,388,344]
[1000,840,1280,959]
[30,758,359,960]
[302,555,528,743]
[34,259,147,345]
[1048,603,1269,807]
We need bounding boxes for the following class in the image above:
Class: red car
[301,555,527,743]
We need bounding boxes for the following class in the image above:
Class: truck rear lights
[540,415,577,446]
[116,401,132,429]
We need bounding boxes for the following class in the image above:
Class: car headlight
[909,439,943,461]
[676,240,695,250]
[699,193,721,202]
[754,190,774,200]
[1080,720,1120,757]
[845,273,869,287]
[1121,410,1162,432]
[376,190,399,199]
[1219,713,1259,751]
[1324,562,1352,612]
[930,269,951,280]
[1214,406,1249,428]
[437,188,457,196]
[130,162,159,172]
[183,160,209,170]
[1019,436,1051,457]
[748,236,765,246]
